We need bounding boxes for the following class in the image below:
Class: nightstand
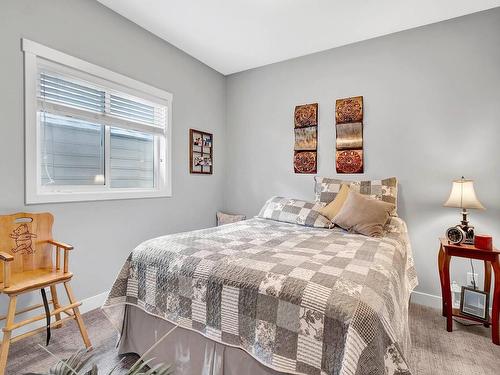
[438,238,500,344]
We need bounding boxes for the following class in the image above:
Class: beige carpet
[6,310,138,375]
[409,304,500,375]
[6,303,500,374]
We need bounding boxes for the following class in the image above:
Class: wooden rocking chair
[0,212,91,375]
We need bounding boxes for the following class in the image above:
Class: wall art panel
[336,149,363,174]
[294,126,318,151]
[294,103,318,127]
[294,151,317,174]
[335,122,363,150]
[335,96,363,124]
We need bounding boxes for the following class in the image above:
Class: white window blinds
[110,95,155,125]
[37,68,166,134]
[40,73,105,112]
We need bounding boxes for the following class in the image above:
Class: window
[23,39,172,203]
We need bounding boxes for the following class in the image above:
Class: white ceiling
[97,0,500,75]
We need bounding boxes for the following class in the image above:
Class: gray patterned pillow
[314,176,398,214]
[216,212,246,226]
[258,196,332,228]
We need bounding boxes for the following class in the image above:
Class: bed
[103,200,417,375]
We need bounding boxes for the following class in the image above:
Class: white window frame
[23,39,173,204]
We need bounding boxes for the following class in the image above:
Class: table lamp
[443,176,485,244]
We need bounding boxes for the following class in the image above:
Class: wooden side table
[438,238,500,344]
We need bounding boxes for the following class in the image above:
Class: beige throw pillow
[319,184,350,220]
[332,189,395,237]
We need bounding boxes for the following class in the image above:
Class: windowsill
[26,188,172,205]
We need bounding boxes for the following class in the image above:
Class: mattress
[103,217,417,375]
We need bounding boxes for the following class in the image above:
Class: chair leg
[0,296,17,375]
[63,282,92,349]
[50,285,63,328]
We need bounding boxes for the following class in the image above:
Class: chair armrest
[48,240,73,273]
[0,252,13,288]
[0,251,14,262]
[48,240,74,251]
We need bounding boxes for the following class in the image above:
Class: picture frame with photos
[459,286,489,322]
[190,129,213,174]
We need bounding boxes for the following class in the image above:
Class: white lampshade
[443,177,485,210]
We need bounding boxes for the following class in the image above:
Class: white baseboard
[411,290,442,309]
[411,289,494,314]
[79,290,110,312]
[0,290,109,341]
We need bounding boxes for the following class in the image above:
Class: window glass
[40,112,105,186]
[110,128,154,188]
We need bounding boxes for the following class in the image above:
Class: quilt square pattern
[104,216,417,375]
[258,196,331,228]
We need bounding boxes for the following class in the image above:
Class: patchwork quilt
[103,217,417,375]
[258,196,332,228]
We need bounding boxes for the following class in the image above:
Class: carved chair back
[0,212,54,281]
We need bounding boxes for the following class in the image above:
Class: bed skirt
[119,305,283,375]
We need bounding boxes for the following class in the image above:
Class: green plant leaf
[47,349,93,375]
[84,364,98,375]
[105,357,125,375]
[126,358,156,375]
[147,364,172,375]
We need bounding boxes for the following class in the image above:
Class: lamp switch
[467,272,478,287]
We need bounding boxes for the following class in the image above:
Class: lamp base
[459,209,475,245]
[462,227,475,245]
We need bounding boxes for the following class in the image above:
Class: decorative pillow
[332,190,395,237]
[216,212,246,226]
[314,176,398,214]
[258,196,332,228]
[319,184,350,220]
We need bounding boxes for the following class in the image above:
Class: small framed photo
[460,286,489,321]
[203,134,212,148]
[193,135,203,147]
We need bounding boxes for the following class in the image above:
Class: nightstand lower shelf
[437,238,500,345]
[451,308,490,327]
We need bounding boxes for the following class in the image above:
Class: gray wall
[225,8,500,301]
[0,0,226,313]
